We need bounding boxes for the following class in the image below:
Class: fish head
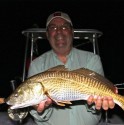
[5,81,47,109]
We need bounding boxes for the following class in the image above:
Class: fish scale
[30,71,120,103]
[3,65,124,110]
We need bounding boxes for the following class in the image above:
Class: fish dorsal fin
[72,68,93,75]
[47,65,69,72]
[72,68,115,91]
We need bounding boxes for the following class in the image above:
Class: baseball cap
[46,11,73,27]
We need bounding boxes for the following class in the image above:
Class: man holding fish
[27,11,117,125]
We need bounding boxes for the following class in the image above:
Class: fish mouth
[9,101,36,109]
[10,105,27,109]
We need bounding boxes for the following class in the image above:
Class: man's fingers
[87,95,115,110]
[87,95,94,105]
[107,96,115,109]
[33,98,52,113]
[44,98,52,108]
[102,96,115,110]
[95,96,102,110]
[102,96,109,110]
[36,101,46,113]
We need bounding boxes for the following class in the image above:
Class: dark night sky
[0,0,124,97]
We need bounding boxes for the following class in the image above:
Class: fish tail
[0,98,5,104]
[114,94,124,110]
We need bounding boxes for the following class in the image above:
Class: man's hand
[87,95,115,110]
[33,98,52,113]
[87,87,118,110]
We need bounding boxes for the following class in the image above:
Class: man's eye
[62,25,70,30]
[48,24,71,31]
[50,26,56,30]
[62,26,66,30]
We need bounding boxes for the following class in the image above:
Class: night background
[0,0,124,114]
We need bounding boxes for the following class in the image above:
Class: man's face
[46,17,73,54]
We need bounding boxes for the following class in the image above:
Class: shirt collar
[52,48,73,56]
[51,48,74,62]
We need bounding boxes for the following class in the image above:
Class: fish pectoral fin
[40,83,49,96]
[41,91,70,107]
[54,100,72,106]
[59,100,72,104]
[41,88,72,107]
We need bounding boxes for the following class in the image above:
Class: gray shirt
[28,48,104,125]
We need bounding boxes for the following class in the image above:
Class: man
[28,11,116,125]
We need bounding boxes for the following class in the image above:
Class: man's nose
[56,26,63,33]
